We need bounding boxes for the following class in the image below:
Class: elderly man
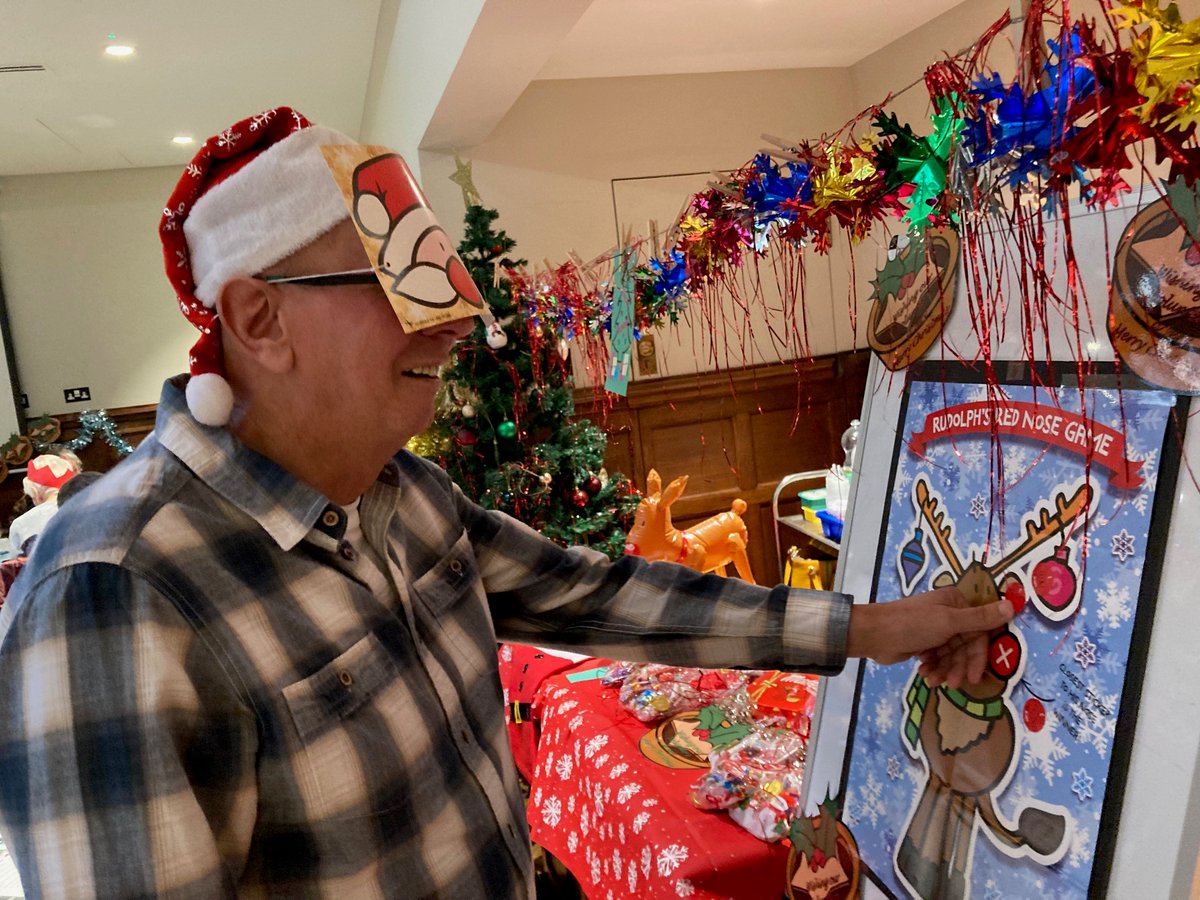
[0,109,1010,898]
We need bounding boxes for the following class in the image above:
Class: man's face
[274,219,474,449]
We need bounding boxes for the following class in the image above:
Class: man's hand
[846,586,1013,689]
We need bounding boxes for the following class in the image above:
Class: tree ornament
[497,420,517,440]
[539,472,553,486]
[1022,697,1046,733]
[899,528,926,586]
[571,488,589,508]
[1032,545,1077,612]
[486,320,508,349]
[584,474,602,495]
[462,403,475,418]
[454,428,478,446]
[492,243,504,254]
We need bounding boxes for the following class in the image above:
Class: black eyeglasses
[261,267,379,287]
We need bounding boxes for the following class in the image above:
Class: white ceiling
[0,0,963,177]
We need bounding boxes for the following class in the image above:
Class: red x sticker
[988,631,1021,680]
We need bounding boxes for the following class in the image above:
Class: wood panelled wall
[576,350,871,585]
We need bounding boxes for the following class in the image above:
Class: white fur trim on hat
[184,125,353,307]
[186,372,235,427]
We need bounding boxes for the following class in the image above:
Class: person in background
[52,469,103,508]
[6,451,82,555]
[0,109,1012,899]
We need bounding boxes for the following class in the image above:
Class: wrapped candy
[615,664,752,723]
[691,728,808,842]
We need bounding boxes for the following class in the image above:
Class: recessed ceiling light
[104,45,135,57]
[172,135,194,145]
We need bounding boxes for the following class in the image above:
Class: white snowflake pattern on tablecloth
[557,699,579,715]
[610,762,630,779]
[612,848,622,879]
[555,754,574,781]
[533,787,542,806]
[627,859,638,893]
[1095,580,1132,629]
[642,846,652,876]
[1110,528,1136,563]
[541,796,562,827]
[1071,768,1094,802]
[886,756,902,780]
[567,831,578,853]
[569,713,585,731]
[580,805,590,836]
[657,844,689,876]
[567,795,576,813]
[643,798,659,807]
[619,823,626,843]
[617,783,642,804]
[590,855,601,884]
[875,694,896,732]
[584,734,609,758]
[1073,636,1098,669]
[500,645,512,662]
[632,811,651,834]
[1022,710,1069,784]
[676,878,696,896]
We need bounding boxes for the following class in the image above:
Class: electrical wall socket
[63,386,91,403]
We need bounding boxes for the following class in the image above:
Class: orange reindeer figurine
[623,469,756,583]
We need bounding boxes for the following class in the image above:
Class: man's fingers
[953,598,1014,633]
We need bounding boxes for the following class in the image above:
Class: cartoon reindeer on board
[895,476,1090,900]
[623,469,756,582]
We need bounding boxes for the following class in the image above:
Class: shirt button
[340,543,357,561]
[338,670,354,687]
[449,559,463,575]
[322,510,340,528]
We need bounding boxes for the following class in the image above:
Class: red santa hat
[159,107,352,426]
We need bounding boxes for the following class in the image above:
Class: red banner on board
[908,400,1144,488]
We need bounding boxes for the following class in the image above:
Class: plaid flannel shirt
[0,375,850,899]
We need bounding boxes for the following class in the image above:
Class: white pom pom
[486,320,508,349]
[186,373,235,427]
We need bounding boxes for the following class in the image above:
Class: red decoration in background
[570,488,589,508]
[1032,546,1077,612]
[1023,697,1047,733]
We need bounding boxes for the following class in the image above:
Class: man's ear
[216,276,294,373]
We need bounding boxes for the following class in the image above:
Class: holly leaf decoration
[1164,176,1200,248]
[789,815,819,862]
[696,705,726,731]
[870,231,927,302]
[694,704,751,750]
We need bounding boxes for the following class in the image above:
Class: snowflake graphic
[590,855,601,885]
[1022,712,1069,784]
[248,109,276,131]
[567,795,576,813]
[558,700,579,714]
[1067,815,1094,869]
[499,644,512,662]
[632,811,651,834]
[875,695,896,732]
[542,796,562,827]
[567,831,578,853]
[617,784,642,804]
[554,754,573,780]
[887,756,902,780]
[185,162,202,178]
[643,798,659,808]
[612,848,622,879]
[580,805,589,837]
[216,127,241,148]
[619,823,625,844]
[628,859,638,893]
[569,713,585,731]
[857,773,886,827]
[1071,768,1094,802]
[533,787,542,807]
[1073,636,1098,669]
[1095,580,1133,629]
[1110,529,1136,563]
[610,762,630,779]
[641,846,652,876]
[969,493,987,520]
[657,844,689,876]
[676,878,696,896]
[595,754,610,769]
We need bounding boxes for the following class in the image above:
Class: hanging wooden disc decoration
[866,227,960,372]
[1109,187,1200,394]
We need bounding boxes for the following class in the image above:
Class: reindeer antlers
[988,483,1093,576]
[915,477,965,578]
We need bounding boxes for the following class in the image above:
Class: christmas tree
[416,203,640,558]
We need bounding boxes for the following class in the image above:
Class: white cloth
[8,500,58,555]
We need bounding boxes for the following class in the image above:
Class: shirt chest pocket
[409,530,495,675]
[281,631,418,819]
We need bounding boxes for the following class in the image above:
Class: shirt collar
[154,375,334,550]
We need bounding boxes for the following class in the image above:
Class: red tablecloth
[526,665,791,900]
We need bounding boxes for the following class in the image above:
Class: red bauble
[454,428,478,446]
[1023,697,1046,733]
[570,489,589,508]
[1032,545,1077,612]
[614,480,630,498]
[583,475,602,495]
[492,243,504,254]
[1003,580,1027,617]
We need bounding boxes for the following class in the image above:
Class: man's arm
[0,563,257,898]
